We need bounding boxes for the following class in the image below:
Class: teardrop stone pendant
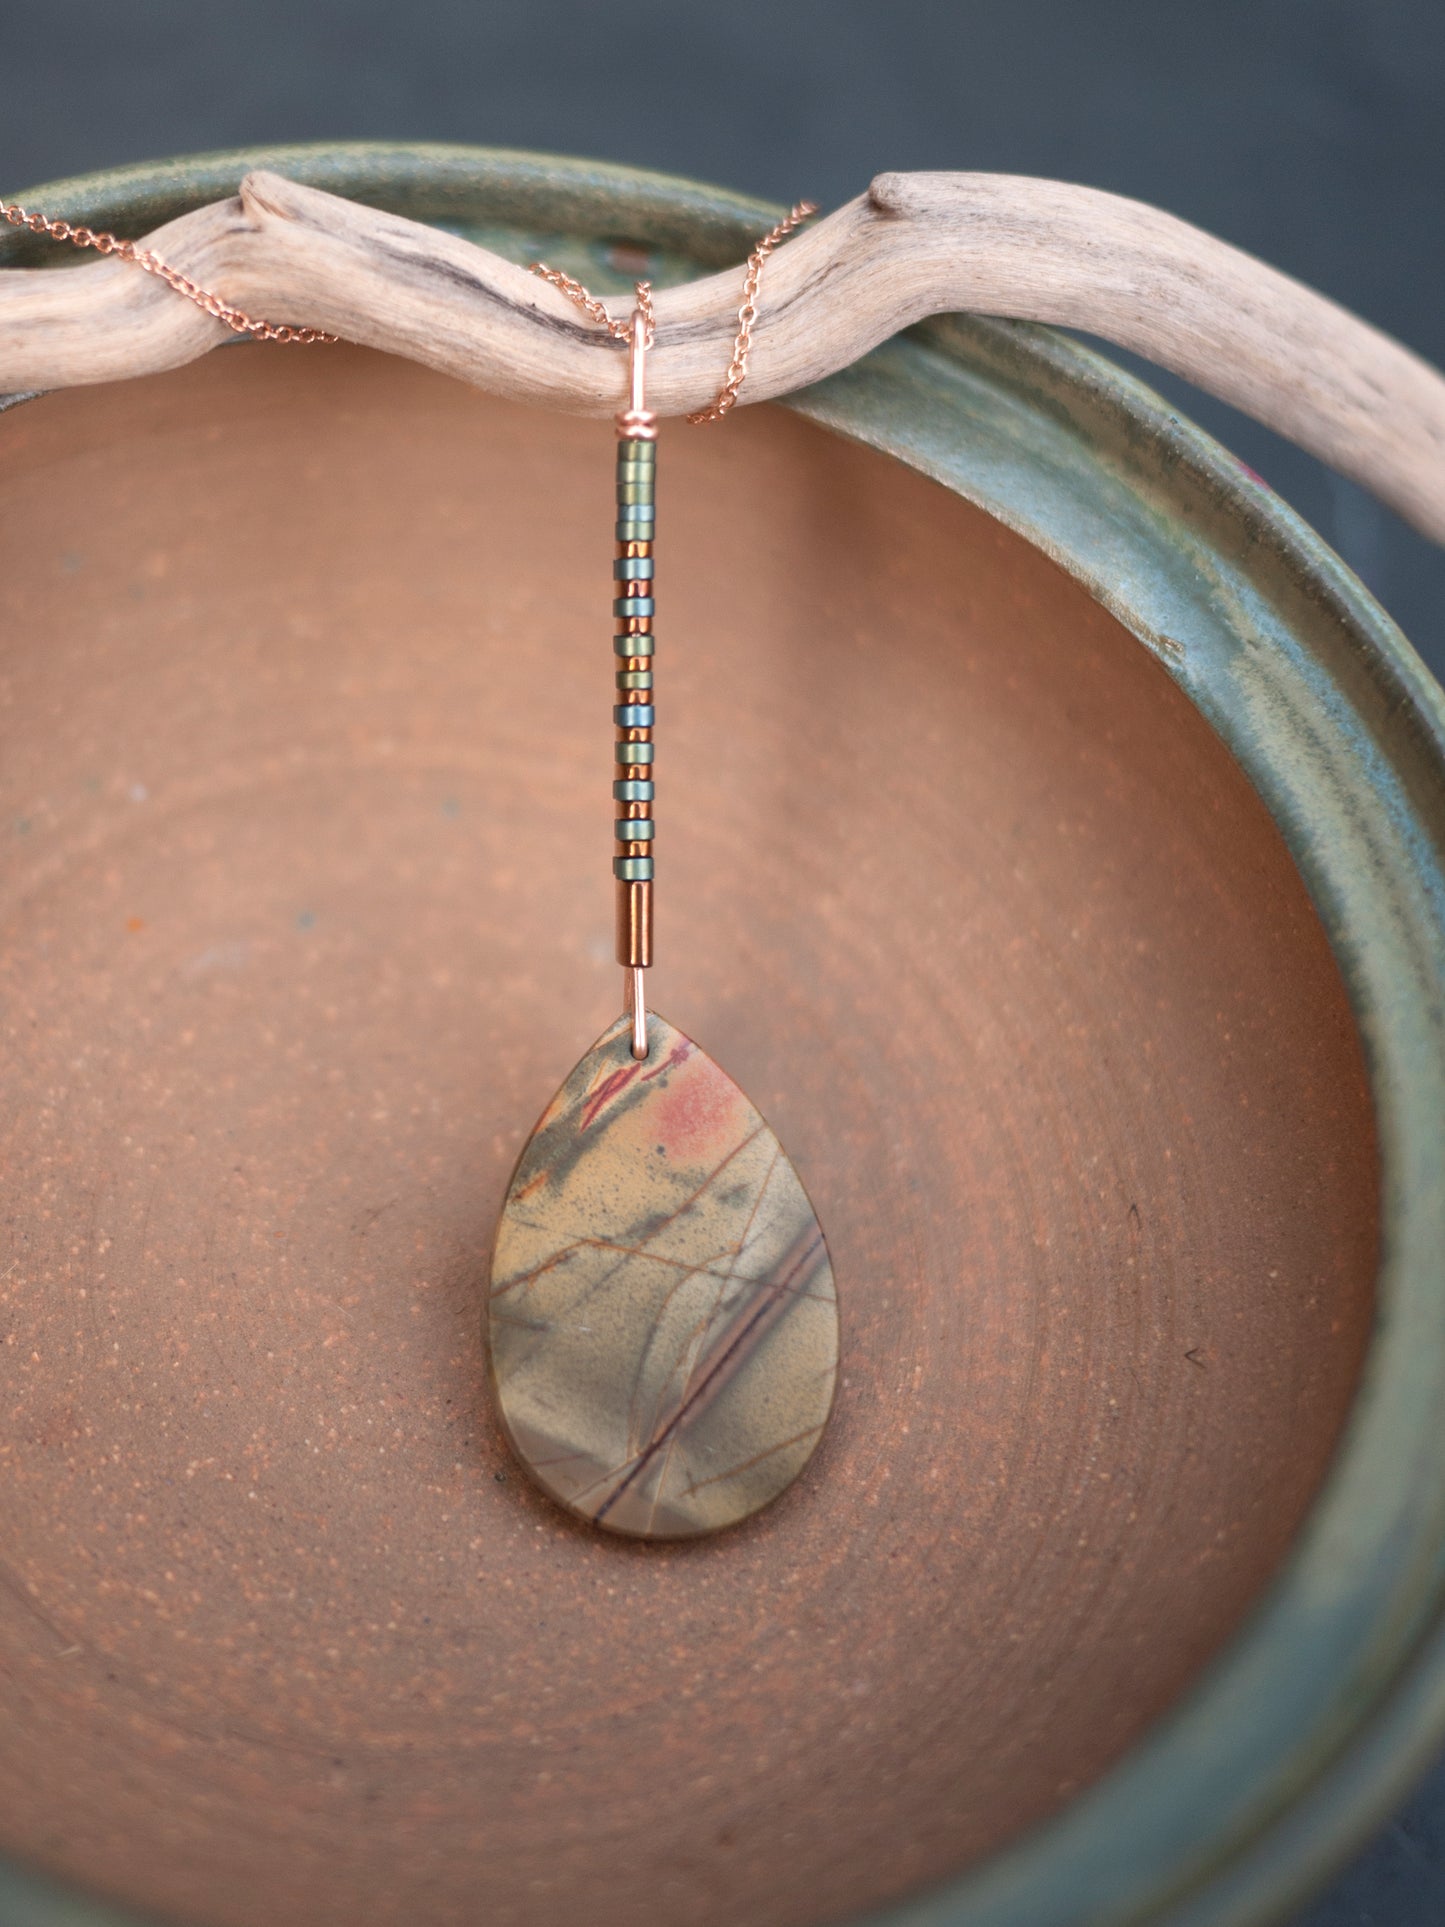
[487,1012,838,1539]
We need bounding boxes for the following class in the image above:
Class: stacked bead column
[614,306,656,1055]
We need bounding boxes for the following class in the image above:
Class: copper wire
[624,966,648,1062]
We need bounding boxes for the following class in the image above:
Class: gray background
[2,2,1443,1921]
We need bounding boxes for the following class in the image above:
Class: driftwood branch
[2,168,1442,545]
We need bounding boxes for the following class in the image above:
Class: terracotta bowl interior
[0,344,1378,1927]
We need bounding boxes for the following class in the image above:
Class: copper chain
[530,200,817,420]
[3,192,818,383]
[530,264,656,347]
[0,200,336,344]
[686,201,817,423]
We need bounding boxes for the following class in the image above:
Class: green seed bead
[617,439,656,463]
[614,631,654,655]
[616,742,654,765]
[614,555,654,581]
[615,818,654,842]
[616,669,653,690]
[614,778,654,801]
[613,856,654,880]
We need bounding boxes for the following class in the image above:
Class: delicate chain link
[686,201,817,423]
[529,262,656,347]
[0,199,336,345]
[530,201,817,421]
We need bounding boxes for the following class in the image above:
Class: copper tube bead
[617,878,653,968]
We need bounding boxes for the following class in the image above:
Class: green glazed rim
[2,143,1444,1927]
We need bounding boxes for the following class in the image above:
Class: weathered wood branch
[2,168,1442,544]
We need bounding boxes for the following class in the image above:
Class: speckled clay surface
[0,343,1379,1926]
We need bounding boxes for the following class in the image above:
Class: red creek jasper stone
[487,1012,838,1538]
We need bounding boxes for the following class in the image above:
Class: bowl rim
[2,140,1444,1927]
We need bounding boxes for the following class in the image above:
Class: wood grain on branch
[2,167,1442,544]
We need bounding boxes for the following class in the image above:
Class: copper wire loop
[0,200,336,344]
[533,202,817,426]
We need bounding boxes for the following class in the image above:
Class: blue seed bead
[614,779,654,801]
[614,630,654,655]
[615,704,654,727]
[615,497,655,518]
[614,856,654,881]
[616,518,654,541]
[616,742,654,765]
[615,818,654,842]
[614,597,655,618]
[614,555,654,581]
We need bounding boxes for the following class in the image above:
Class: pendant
[488,1011,838,1538]
[491,261,837,1538]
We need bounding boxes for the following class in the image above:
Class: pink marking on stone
[651,1051,747,1159]
[579,1061,642,1132]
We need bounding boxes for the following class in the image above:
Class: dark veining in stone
[487,1012,838,1538]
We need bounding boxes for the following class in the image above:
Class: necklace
[2,187,836,1542]
[494,206,838,1540]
